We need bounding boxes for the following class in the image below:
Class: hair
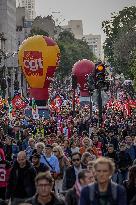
[35,172,54,185]
[53,145,64,157]
[81,152,92,164]
[71,152,81,159]
[82,137,92,146]
[52,143,59,147]
[50,133,56,138]
[78,169,91,181]
[29,138,35,143]
[128,165,136,187]
[93,157,115,175]
[107,144,114,148]
[35,142,45,150]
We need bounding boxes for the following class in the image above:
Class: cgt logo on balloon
[23,51,43,76]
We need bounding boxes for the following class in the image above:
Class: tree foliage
[102,6,136,79]
[57,30,95,80]
[129,49,136,88]
[29,28,49,37]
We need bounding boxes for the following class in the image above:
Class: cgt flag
[12,94,28,110]
[50,95,63,113]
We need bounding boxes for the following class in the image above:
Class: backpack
[89,181,118,205]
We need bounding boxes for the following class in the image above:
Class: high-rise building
[62,20,83,39]
[0,0,16,53]
[16,0,36,20]
[83,34,101,59]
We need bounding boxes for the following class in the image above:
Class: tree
[29,28,49,37]
[129,49,136,89]
[102,6,136,78]
[57,30,95,80]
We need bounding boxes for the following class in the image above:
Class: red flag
[50,95,62,113]
[124,101,131,116]
[129,99,136,108]
[12,95,27,110]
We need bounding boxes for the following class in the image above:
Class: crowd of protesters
[0,77,135,205]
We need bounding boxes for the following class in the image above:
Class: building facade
[16,7,32,48]
[16,0,36,20]
[83,34,101,59]
[0,0,17,53]
[62,20,83,39]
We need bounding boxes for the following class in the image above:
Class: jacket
[6,160,36,199]
[130,194,136,205]
[80,181,127,205]
[26,193,65,205]
[118,151,132,170]
[63,165,85,191]
[62,166,76,191]
[65,187,79,205]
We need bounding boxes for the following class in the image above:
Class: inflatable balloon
[72,59,95,97]
[18,35,60,101]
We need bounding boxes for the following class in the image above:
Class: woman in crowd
[81,152,95,168]
[123,165,136,204]
[53,145,70,195]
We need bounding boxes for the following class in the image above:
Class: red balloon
[72,59,95,97]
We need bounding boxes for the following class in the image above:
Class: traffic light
[72,74,77,89]
[95,63,105,88]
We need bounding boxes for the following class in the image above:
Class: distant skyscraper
[16,0,36,19]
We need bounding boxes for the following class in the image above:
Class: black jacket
[62,166,76,191]
[130,194,136,205]
[26,193,65,205]
[123,181,136,204]
[34,162,49,174]
[118,151,132,170]
[65,187,79,205]
[63,165,85,191]
[6,160,36,199]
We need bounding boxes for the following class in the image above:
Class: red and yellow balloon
[18,35,60,100]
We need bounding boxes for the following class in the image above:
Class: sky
[35,0,136,41]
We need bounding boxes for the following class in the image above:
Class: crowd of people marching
[0,78,136,205]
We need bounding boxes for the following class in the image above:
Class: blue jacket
[80,181,127,205]
[126,145,136,161]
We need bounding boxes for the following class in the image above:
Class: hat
[45,144,53,149]
[32,153,41,158]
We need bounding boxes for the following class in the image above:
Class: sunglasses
[72,158,80,162]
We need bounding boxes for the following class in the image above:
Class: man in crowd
[26,172,65,205]
[125,135,136,161]
[63,152,84,191]
[41,144,60,178]
[31,152,49,175]
[6,151,36,205]
[80,157,127,205]
[65,169,95,205]
[25,138,35,159]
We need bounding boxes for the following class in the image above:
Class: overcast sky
[35,0,136,41]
